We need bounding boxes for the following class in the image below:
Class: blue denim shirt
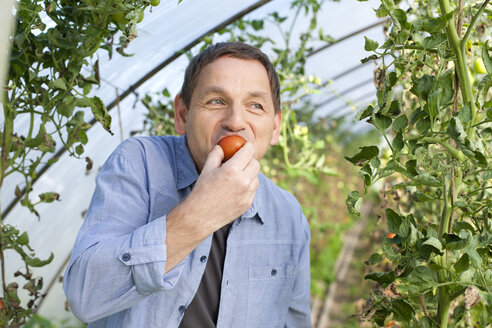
[63,135,312,328]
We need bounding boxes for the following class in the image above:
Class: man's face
[174,56,281,172]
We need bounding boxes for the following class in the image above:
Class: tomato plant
[218,135,246,162]
[347,0,492,327]
[1,0,159,325]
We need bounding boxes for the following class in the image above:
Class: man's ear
[174,95,187,135]
[270,110,282,146]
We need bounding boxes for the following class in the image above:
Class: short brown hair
[179,42,281,114]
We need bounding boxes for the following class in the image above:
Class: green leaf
[18,232,29,246]
[461,230,482,267]
[458,102,472,123]
[25,124,46,148]
[364,271,396,286]
[412,173,441,187]
[386,158,408,176]
[251,19,264,31]
[76,97,92,108]
[392,131,404,152]
[374,113,392,131]
[412,11,454,33]
[422,237,443,254]
[386,208,402,234]
[387,100,401,116]
[453,221,475,234]
[405,266,436,293]
[57,96,76,117]
[367,253,383,265]
[374,3,389,17]
[416,116,431,134]
[447,117,488,167]
[422,33,447,49]
[413,191,435,202]
[364,36,379,51]
[391,299,415,322]
[454,253,470,273]
[75,144,84,155]
[356,105,374,120]
[359,164,373,189]
[39,192,60,203]
[482,40,492,75]
[91,96,113,135]
[410,74,434,100]
[361,54,378,63]
[344,146,379,165]
[427,88,441,121]
[346,191,362,216]
[24,252,54,267]
[51,78,67,90]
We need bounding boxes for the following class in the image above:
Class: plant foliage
[1,0,161,325]
[348,0,492,327]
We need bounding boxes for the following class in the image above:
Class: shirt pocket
[246,264,294,328]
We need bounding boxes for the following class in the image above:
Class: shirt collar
[174,135,267,224]
[174,135,199,190]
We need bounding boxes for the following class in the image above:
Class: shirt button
[200,255,207,263]
[179,305,186,314]
[122,253,131,262]
[271,269,277,276]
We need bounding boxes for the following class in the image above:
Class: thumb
[202,145,224,173]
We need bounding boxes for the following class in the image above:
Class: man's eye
[251,103,264,110]
[208,99,224,105]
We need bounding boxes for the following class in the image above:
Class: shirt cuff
[117,215,185,294]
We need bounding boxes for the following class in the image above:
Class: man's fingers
[224,142,255,169]
[243,157,260,177]
[202,145,224,173]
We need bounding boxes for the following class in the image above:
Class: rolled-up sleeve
[63,140,184,323]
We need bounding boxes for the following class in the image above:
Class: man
[64,42,312,328]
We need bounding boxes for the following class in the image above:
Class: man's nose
[222,104,246,132]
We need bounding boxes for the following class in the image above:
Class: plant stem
[439,0,476,127]
[462,0,490,49]
[422,137,465,162]
[437,178,452,328]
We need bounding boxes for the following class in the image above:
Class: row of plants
[346,0,491,327]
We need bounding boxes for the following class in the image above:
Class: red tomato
[386,232,397,239]
[218,135,246,162]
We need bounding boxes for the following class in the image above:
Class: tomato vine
[347,0,492,327]
[1,0,161,325]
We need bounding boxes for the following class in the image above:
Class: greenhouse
[1,0,491,327]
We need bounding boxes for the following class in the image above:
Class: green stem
[437,177,452,328]
[461,0,490,48]
[394,44,439,53]
[1,103,13,189]
[439,0,476,127]
[422,137,465,161]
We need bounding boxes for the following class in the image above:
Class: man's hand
[192,142,260,228]
[165,142,260,272]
